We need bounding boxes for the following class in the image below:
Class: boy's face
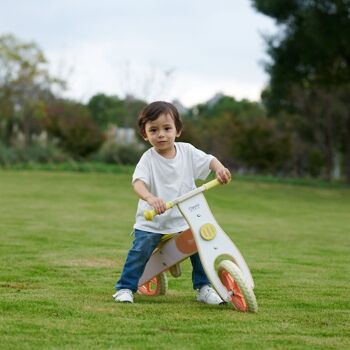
[143,113,181,155]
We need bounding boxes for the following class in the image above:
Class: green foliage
[44,100,104,158]
[87,93,147,130]
[182,95,292,175]
[187,95,265,120]
[0,142,17,164]
[0,161,135,173]
[87,93,126,129]
[235,117,291,174]
[0,34,64,144]
[0,141,70,165]
[252,0,350,96]
[122,96,147,128]
[307,148,325,177]
[94,141,145,165]
[1,31,349,181]
[251,0,350,182]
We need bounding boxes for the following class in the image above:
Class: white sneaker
[196,285,224,305]
[113,289,134,303]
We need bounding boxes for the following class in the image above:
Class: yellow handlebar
[203,178,221,190]
[144,202,173,221]
[143,178,230,221]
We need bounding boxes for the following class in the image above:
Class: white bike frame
[138,179,255,303]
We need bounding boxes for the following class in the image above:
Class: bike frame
[138,179,255,303]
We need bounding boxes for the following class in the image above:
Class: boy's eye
[165,127,172,131]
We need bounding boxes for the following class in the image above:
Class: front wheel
[138,272,168,296]
[218,260,258,313]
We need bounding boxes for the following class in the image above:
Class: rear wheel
[138,272,168,296]
[218,260,258,313]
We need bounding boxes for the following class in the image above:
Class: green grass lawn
[0,170,349,350]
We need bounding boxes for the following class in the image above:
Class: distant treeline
[1,0,350,186]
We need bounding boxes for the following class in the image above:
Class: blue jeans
[115,229,210,292]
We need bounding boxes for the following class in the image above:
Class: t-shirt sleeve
[132,153,150,187]
[190,144,215,180]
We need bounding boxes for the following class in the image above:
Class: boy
[113,101,231,304]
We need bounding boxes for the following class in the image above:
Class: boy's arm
[209,158,231,184]
[133,179,167,214]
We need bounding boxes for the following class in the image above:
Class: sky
[0,0,277,107]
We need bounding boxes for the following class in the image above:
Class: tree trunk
[345,113,350,184]
[323,117,334,181]
[318,101,334,182]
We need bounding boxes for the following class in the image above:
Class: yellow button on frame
[200,223,217,241]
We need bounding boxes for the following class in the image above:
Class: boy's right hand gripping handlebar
[143,178,226,221]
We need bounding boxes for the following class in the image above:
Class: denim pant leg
[190,252,211,290]
[115,229,162,293]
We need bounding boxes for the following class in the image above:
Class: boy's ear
[176,130,182,137]
[141,130,148,141]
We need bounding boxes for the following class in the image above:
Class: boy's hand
[216,167,231,184]
[145,195,167,214]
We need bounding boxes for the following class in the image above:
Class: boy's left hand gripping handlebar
[144,202,174,221]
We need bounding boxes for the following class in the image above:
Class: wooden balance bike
[138,179,258,312]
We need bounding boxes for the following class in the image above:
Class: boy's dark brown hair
[138,101,183,137]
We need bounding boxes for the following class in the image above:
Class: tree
[181,94,292,174]
[251,0,350,182]
[0,34,64,145]
[87,93,146,130]
[87,93,126,130]
[44,100,104,158]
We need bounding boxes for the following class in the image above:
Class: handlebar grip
[144,202,173,221]
[203,179,221,190]
[203,178,231,190]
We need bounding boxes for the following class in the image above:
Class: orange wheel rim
[220,270,247,311]
[138,277,159,296]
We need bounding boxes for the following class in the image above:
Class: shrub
[95,141,144,165]
[307,149,325,178]
[0,142,70,166]
[44,101,104,159]
[235,118,292,174]
[0,143,17,165]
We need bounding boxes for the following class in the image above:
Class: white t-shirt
[132,142,215,234]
